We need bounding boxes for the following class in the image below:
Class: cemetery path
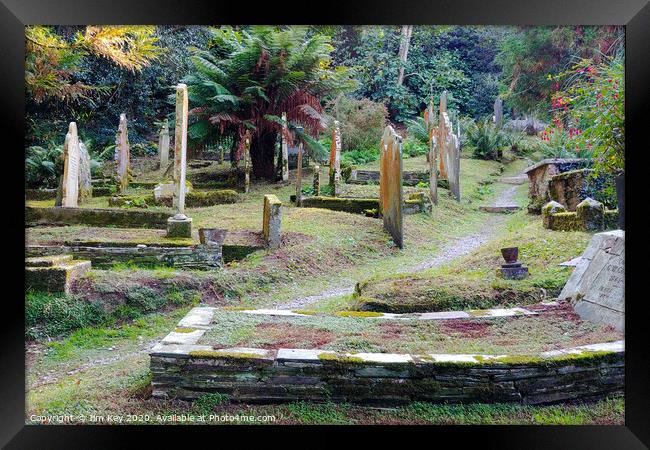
[275,181,522,310]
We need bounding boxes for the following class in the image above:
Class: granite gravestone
[558,230,624,331]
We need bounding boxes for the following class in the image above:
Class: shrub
[325,95,387,153]
[340,148,379,166]
[466,118,506,160]
[26,291,106,339]
[402,138,428,158]
[25,143,63,189]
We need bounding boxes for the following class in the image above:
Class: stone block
[167,215,193,238]
[25,258,91,293]
[262,194,282,249]
[576,197,604,231]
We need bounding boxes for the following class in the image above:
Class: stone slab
[559,230,624,331]
[480,205,521,213]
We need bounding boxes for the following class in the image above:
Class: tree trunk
[250,132,278,180]
[396,25,413,87]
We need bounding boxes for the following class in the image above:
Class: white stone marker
[329,120,342,196]
[281,112,289,182]
[159,118,170,168]
[115,113,130,193]
[61,122,80,207]
[167,83,192,238]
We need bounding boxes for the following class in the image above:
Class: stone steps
[479,205,521,213]
[497,175,527,185]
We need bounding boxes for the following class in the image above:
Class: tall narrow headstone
[379,125,404,248]
[313,165,321,196]
[448,131,461,201]
[115,113,130,193]
[159,119,170,168]
[426,100,437,206]
[329,120,341,196]
[281,112,289,182]
[78,141,92,203]
[218,145,224,165]
[61,122,80,208]
[295,139,303,206]
[438,91,448,180]
[243,136,251,193]
[494,98,503,129]
[167,83,192,238]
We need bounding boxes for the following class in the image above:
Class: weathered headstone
[78,141,92,203]
[295,131,303,206]
[218,145,224,165]
[448,129,461,201]
[558,230,624,331]
[61,122,80,207]
[438,91,448,180]
[576,197,604,231]
[494,98,503,129]
[426,100,438,206]
[379,125,404,248]
[329,120,341,196]
[159,119,170,168]
[243,136,251,193]
[167,83,192,238]
[281,112,289,182]
[263,194,282,249]
[313,165,320,196]
[115,113,130,193]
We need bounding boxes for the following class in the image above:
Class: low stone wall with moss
[25,206,170,229]
[542,200,619,232]
[25,189,58,200]
[108,190,238,208]
[150,309,623,406]
[26,243,221,269]
[348,169,450,189]
[300,197,380,215]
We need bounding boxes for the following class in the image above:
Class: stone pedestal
[167,214,193,238]
[497,262,529,280]
[263,194,282,249]
[25,254,91,293]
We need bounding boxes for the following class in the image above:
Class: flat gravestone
[379,125,404,248]
[61,122,80,207]
[558,230,624,331]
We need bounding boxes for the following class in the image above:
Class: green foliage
[466,118,506,160]
[325,95,387,152]
[184,26,355,178]
[497,26,623,117]
[25,143,63,188]
[194,393,231,413]
[402,138,429,158]
[341,148,379,166]
[551,56,624,175]
[25,291,106,340]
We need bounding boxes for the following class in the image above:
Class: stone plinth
[25,254,91,293]
[559,230,624,331]
[167,214,193,238]
[263,194,282,249]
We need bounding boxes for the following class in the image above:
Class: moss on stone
[188,350,265,359]
[301,196,380,215]
[335,310,384,318]
[174,327,198,333]
[291,309,319,316]
[318,353,365,364]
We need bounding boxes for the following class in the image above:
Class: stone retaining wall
[150,307,624,406]
[25,206,170,229]
[349,170,449,189]
[26,244,221,269]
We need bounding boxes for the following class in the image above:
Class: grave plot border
[150,307,624,406]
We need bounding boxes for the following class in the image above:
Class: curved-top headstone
[379,125,404,248]
[61,122,80,207]
[558,230,624,331]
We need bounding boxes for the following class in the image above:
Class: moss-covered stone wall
[25,206,170,229]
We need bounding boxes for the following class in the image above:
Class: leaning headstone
[263,194,282,249]
[167,83,192,238]
[558,230,624,331]
[379,125,404,248]
[280,112,289,182]
[329,120,341,196]
[115,113,130,193]
[313,165,321,196]
[159,119,170,168]
[494,98,503,129]
[78,141,92,203]
[243,136,251,193]
[61,122,80,207]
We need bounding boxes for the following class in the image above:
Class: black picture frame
[2,0,648,447]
